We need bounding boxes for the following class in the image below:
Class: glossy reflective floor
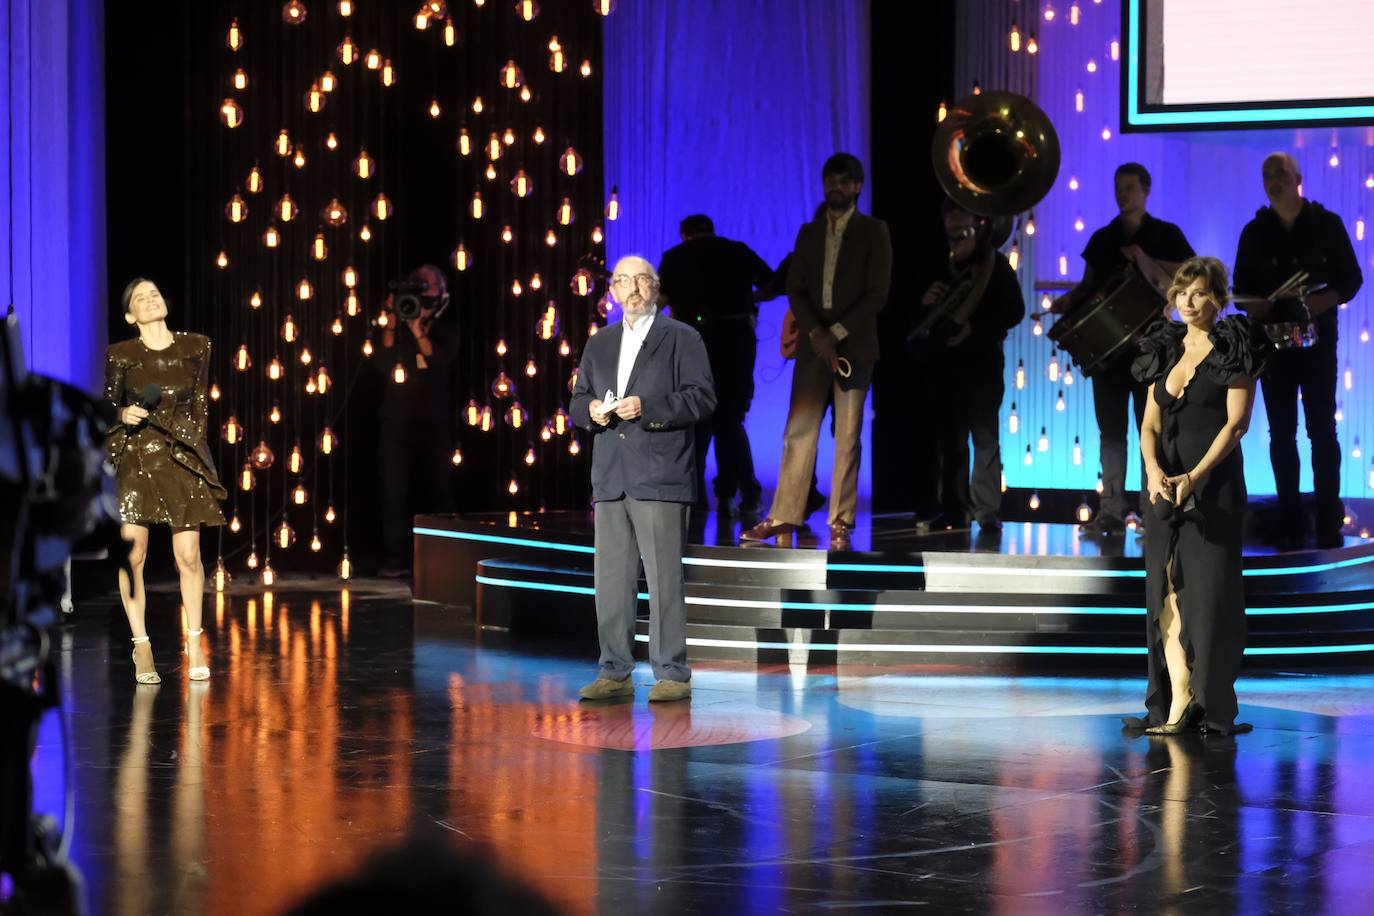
[34,580,1374,914]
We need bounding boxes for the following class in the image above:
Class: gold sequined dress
[104,332,227,527]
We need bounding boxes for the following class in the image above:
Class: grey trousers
[769,355,868,526]
[594,496,691,683]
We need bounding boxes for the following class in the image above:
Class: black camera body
[388,280,435,322]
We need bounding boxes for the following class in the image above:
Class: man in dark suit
[742,153,893,549]
[658,214,774,516]
[569,255,716,703]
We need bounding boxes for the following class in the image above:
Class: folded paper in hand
[594,390,620,417]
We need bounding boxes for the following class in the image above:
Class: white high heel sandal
[185,628,211,681]
[131,636,161,685]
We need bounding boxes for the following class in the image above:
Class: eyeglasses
[611,273,657,289]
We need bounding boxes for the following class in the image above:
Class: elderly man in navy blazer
[570,255,716,702]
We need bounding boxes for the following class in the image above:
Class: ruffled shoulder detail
[1131,319,1185,384]
[1203,315,1267,384]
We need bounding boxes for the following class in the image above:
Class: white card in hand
[595,390,620,416]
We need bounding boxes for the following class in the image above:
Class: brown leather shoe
[740,519,798,542]
[647,679,691,702]
[829,521,853,549]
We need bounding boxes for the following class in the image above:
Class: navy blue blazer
[569,313,716,503]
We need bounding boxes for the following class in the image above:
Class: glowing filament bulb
[354,149,373,178]
[321,70,337,92]
[487,133,502,160]
[1024,214,1036,236]
[501,225,513,243]
[1101,126,1112,141]
[297,277,313,300]
[416,10,430,28]
[283,314,297,342]
[346,292,360,316]
[1074,216,1085,232]
[293,485,308,505]
[1110,39,1120,60]
[338,36,357,65]
[270,403,282,424]
[936,100,947,122]
[268,356,284,380]
[452,244,469,271]
[1361,325,1369,344]
[1357,218,1366,242]
[501,59,523,89]
[1068,176,1079,190]
[525,358,537,377]
[1038,427,1049,452]
[235,344,251,371]
[445,18,456,45]
[557,197,574,225]
[1029,491,1040,510]
[560,146,583,176]
[338,550,352,580]
[279,194,297,221]
[534,126,546,143]
[511,170,532,197]
[1086,59,1097,73]
[264,225,280,248]
[485,163,497,181]
[365,48,382,70]
[287,443,304,474]
[1048,355,1060,381]
[393,362,407,384]
[1345,365,1353,390]
[430,99,442,118]
[382,60,395,86]
[320,427,336,454]
[1077,501,1092,523]
[1056,390,1066,412]
[545,229,557,246]
[216,250,229,269]
[1073,436,1082,465]
[227,20,243,50]
[222,415,242,444]
[240,464,254,491]
[325,504,337,523]
[312,233,327,260]
[1096,473,1104,494]
[495,339,509,357]
[373,194,392,220]
[310,532,322,553]
[306,85,325,114]
[247,548,259,569]
[1331,153,1340,168]
[458,129,472,156]
[1058,253,1069,276]
[580,59,592,77]
[1075,89,1084,113]
[559,339,571,357]
[512,279,523,296]
[1024,446,1033,466]
[592,225,603,244]
[226,194,248,222]
[606,186,620,221]
[1015,359,1026,390]
[209,383,221,401]
[530,273,542,290]
[362,338,374,356]
[1008,402,1019,434]
[471,191,484,219]
[229,514,241,533]
[479,406,494,431]
[359,225,371,242]
[247,166,263,193]
[342,265,358,288]
[275,129,292,157]
[1010,23,1021,51]
[1027,34,1038,54]
[299,345,313,365]
[472,96,484,114]
[276,522,295,549]
[508,478,519,495]
[1008,243,1020,271]
[316,366,329,392]
[1064,369,1075,386]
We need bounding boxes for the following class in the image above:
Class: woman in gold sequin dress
[105,279,226,684]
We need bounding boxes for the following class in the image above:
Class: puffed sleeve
[1130,318,1186,384]
[1204,314,1267,385]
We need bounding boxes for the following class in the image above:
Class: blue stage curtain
[602,0,871,496]
[0,0,106,393]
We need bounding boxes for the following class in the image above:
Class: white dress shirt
[615,307,656,397]
[821,206,854,340]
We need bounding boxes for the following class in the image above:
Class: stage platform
[413,512,1374,668]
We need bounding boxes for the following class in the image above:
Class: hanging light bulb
[325,504,337,523]
[1008,243,1020,271]
[552,408,571,436]
[215,250,229,269]
[261,564,275,587]
[226,194,248,222]
[479,406,494,432]
[319,426,337,454]
[1008,401,1019,434]
[1056,390,1066,412]
[560,146,583,176]
[508,477,520,495]
[457,129,472,156]
[485,163,497,181]
[337,35,357,64]
[282,1,308,24]
[505,402,528,428]
[548,36,566,73]
[539,423,552,442]
[1029,491,1041,510]
[312,232,328,261]
[570,268,594,296]
[353,148,374,178]
[1023,445,1033,466]
[344,292,360,317]
[491,371,515,398]
[382,59,396,86]
[605,186,620,221]
[362,338,374,356]
[545,228,557,247]
[524,357,538,378]
[495,338,508,357]
[305,83,326,113]
[1072,436,1083,466]
[358,224,371,243]
[365,48,382,70]
[536,304,559,340]
[1009,21,1021,51]
[287,442,304,474]
[524,447,536,466]
[275,129,292,157]
[331,315,343,336]
[452,243,469,271]
[501,224,514,243]
[559,339,571,357]
[282,314,297,342]
[429,98,442,118]
[251,440,275,470]
[510,170,532,197]
[227,19,243,50]
[316,366,330,392]
[246,548,259,569]
[209,382,222,400]
[516,0,538,21]
[568,437,581,456]
[579,59,592,77]
[529,273,542,290]
[310,531,322,553]
[472,95,484,114]
[322,199,347,226]
[445,18,456,45]
[263,225,280,248]
[235,343,252,371]
[1096,473,1104,494]
[222,415,243,445]
[470,191,484,219]
[240,463,255,491]
[415,8,430,28]
[593,0,615,14]
[1027,33,1039,54]
[229,514,241,533]
[1048,354,1060,381]
[592,224,604,244]
[276,520,296,549]
[556,197,575,225]
[278,194,297,221]
[268,356,284,381]
[464,400,481,426]
[338,264,357,288]
[511,279,523,296]
[321,70,337,93]
[338,549,352,580]
[373,194,393,220]
[500,60,525,89]
[1038,427,1050,452]
[246,165,263,193]
[393,362,407,384]
[297,277,313,300]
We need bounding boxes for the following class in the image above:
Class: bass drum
[1049,267,1164,376]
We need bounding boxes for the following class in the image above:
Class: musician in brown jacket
[742,153,892,548]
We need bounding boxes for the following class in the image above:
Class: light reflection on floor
[31,580,1374,915]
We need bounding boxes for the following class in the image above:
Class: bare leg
[118,523,154,677]
[172,527,206,670]
[1158,556,1193,722]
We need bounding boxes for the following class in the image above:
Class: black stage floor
[36,579,1374,914]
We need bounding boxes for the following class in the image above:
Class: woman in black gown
[1125,256,1264,735]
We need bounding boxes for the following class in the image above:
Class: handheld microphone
[138,384,163,410]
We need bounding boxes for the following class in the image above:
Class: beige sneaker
[647,679,691,702]
[578,676,634,700]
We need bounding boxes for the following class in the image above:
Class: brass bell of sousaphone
[932,90,1061,227]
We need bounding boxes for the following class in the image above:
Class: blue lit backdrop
[601,0,872,500]
[995,0,1373,501]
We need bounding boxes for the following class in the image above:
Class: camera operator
[377,264,459,577]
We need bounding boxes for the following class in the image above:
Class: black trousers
[1092,359,1148,520]
[932,353,1005,520]
[693,325,761,504]
[1261,323,1342,539]
[379,419,454,566]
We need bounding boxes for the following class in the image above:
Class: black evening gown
[1123,317,1264,734]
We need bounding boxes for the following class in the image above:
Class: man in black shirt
[917,202,1026,531]
[1233,152,1363,550]
[1053,163,1194,534]
[377,263,460,575]
[658,215,774,514]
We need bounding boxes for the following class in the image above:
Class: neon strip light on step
[633,635,1374,657]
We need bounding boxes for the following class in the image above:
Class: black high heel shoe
[1145,699,1203,735]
